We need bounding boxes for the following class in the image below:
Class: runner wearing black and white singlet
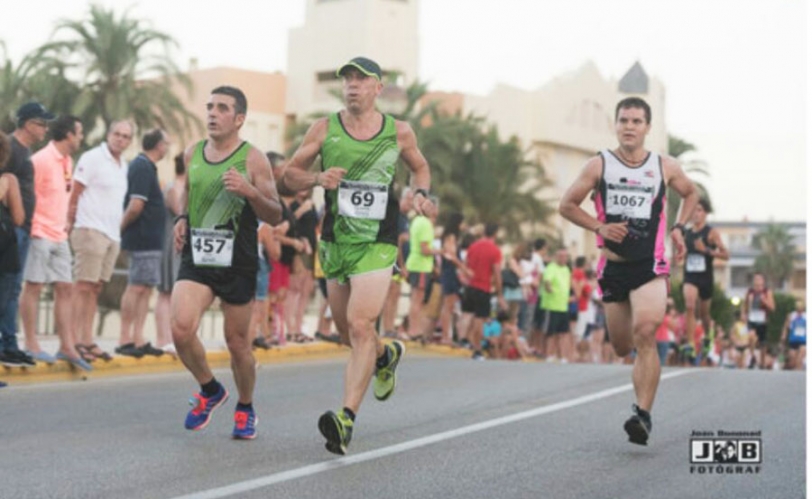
[559,97,700,446]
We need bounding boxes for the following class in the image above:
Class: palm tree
[418,112,553,239]
[0,41,79,133]
[666,134,711,228]
[37,5,201,139]
[752,223,796,290]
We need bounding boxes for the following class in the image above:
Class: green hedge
[768,292,797,344]
[671,282,797,343]
[670,280,735,332]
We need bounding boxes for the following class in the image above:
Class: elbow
[558,200,573,219]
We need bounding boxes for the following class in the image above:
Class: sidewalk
[1,309,470,385]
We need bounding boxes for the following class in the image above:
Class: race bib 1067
[191,228,234,267]
[338,180,388,220]
[605,183,653,220]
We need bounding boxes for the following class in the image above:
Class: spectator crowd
[0,101,805,381]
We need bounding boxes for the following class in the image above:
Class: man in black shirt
[0,102,53,368]
[117,129,170,358]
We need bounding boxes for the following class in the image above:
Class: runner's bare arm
[708,228,730,261]
[663,156,697,260]
[559,157,628,243]
[397,121,434,216]
[663,156,698,227]
[225,147,283,225]
[763,290,776,312]
[282,119,346,191]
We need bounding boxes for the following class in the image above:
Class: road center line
[171,369,696,499]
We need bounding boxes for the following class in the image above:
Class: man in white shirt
[66,120,132,362]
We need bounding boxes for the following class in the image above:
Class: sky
[0,0,806,223]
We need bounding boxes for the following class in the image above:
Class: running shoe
[137,342,164,357]
[184,384,229,430]
[318,410,354,455]
[624,404,652,446]
[115,343,145,358]
[374,340,405,401]
[232,407,258,440]
[0,350,24,367]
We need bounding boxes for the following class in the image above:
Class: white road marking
[170,370,697,499]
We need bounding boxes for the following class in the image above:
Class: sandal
[86,343,113,362]
[75,344,95,363]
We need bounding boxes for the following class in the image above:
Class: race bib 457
[191,228,234,267]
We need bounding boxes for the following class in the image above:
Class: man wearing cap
[18,115,91,370]
[0,102,53,368]
[282,56,436,455]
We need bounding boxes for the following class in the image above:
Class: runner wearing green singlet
[171,86,282,440]
[282,57,437,455]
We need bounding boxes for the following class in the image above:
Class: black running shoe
[318,410,354,455]
[624,404,652,446]
[115,343,145,358]
[0,350,23,367]
[138,342,164,357]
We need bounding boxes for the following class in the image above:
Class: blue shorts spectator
[255,258,270,300]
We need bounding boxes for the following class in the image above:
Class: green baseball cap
[336,57,382,80]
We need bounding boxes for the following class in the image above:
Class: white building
[426,61,668,258]
[286,0,420,117]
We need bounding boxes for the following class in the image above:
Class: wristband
[414,188,429,199]
[174,214,188,225]
[670,223,685,234]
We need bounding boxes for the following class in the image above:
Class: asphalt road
[0,355,805,499]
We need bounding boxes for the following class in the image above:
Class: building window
[792,269,806,290]
[730,266,752,288]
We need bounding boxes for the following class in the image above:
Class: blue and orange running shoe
[232,407,258,440]
[184,385,229,430]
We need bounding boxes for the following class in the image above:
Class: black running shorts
[177,261,256,305]
[683,276,714,301]
[599,258,667,304]
[748,322,768,344]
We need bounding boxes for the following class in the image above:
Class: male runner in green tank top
[171,86,282,440]
[282,57,436,455]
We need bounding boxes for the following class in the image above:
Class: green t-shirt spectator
[540,262,571,312]
[406,215,434,273]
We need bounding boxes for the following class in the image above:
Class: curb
[0,340,472,385]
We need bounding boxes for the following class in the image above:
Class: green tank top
[320,112,401,245]
[183,140,257,273]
